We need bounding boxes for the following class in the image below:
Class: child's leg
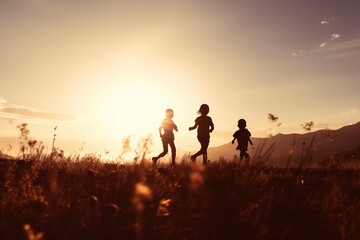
[159,141,169,158]
[240,151,249,163]
[240,151,246,160]
[191,137,202,161]
[153,141,169,163]
[191,150,202,161]
[244,152,250,165]
[191,136,209,163]
[201,140,209,165]
[169,141,176,164]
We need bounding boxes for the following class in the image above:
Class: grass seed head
[89,195,99,209]
[101,203,119,219]
[157,198,172,217]
[302,121,314,132]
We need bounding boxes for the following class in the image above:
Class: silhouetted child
[232,119,253,162]
[152,109,178,165]
[189,104,214,165]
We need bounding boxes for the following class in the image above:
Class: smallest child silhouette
[232,119,253,161]
[152,109,178,165]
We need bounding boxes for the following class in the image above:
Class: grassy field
[1,155,360,240]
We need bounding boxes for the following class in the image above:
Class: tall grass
[1,121,359,239]
[0,153,359,240]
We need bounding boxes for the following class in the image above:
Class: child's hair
[197,104,209,115]
[166,109,174,117]
[238,119,246,128]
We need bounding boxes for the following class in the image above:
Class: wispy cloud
[320,42,327,48]
[317,38,360,59]
[331,33,340,40]
[321,17,335,25]
[0,97,78,121]
[317,17,340,50]
[291,50,304,56]
[319,34,340,49]
[321,20,329,25]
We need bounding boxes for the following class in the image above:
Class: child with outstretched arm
[232,119,253,162]
[189,104,214,165]
[152,109,178,165]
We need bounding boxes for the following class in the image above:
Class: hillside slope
[207,122,360,162]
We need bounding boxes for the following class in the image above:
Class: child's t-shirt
[161,118,177,141]
[233,128,251,151]
[195,116,214,138]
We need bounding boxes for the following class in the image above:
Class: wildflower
[134,135,153,163]
[132,182,153,240]
[267,114,281,137]
[28,140,37,148]
[268,113,279,122]
[157,199,172,217]
[190,171,204,191]
[119,136,131,160]
[132,182,152,212]
[23,224,44,240]
[302,121,314,132]
[134,182,152,200]
[87,168,98,178]
[89,195,99,209]
[17,123,29,138]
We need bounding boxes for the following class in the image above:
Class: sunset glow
[1,0,359,157]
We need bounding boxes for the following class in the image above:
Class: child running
[152,109,178,165]
[232,119,253,163]
[189,104,214,165]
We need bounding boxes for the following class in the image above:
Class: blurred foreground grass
[1,156,360,240]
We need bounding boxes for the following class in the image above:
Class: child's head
[197,104,209,116]
[165,109,174,118]
[238,119,246,129]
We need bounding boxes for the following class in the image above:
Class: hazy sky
[1,0,359,155]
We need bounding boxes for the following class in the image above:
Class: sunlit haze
[1,0,359,157]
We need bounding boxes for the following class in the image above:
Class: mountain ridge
[207,121,360,162]
[1,122,359,162]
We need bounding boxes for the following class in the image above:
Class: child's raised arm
[189,123,198,131]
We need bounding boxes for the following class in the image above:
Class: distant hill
[207,122,360,163]
[1,122,359,163]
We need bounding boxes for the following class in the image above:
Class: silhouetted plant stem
[300,142,305,168]
[51,126,57,160]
